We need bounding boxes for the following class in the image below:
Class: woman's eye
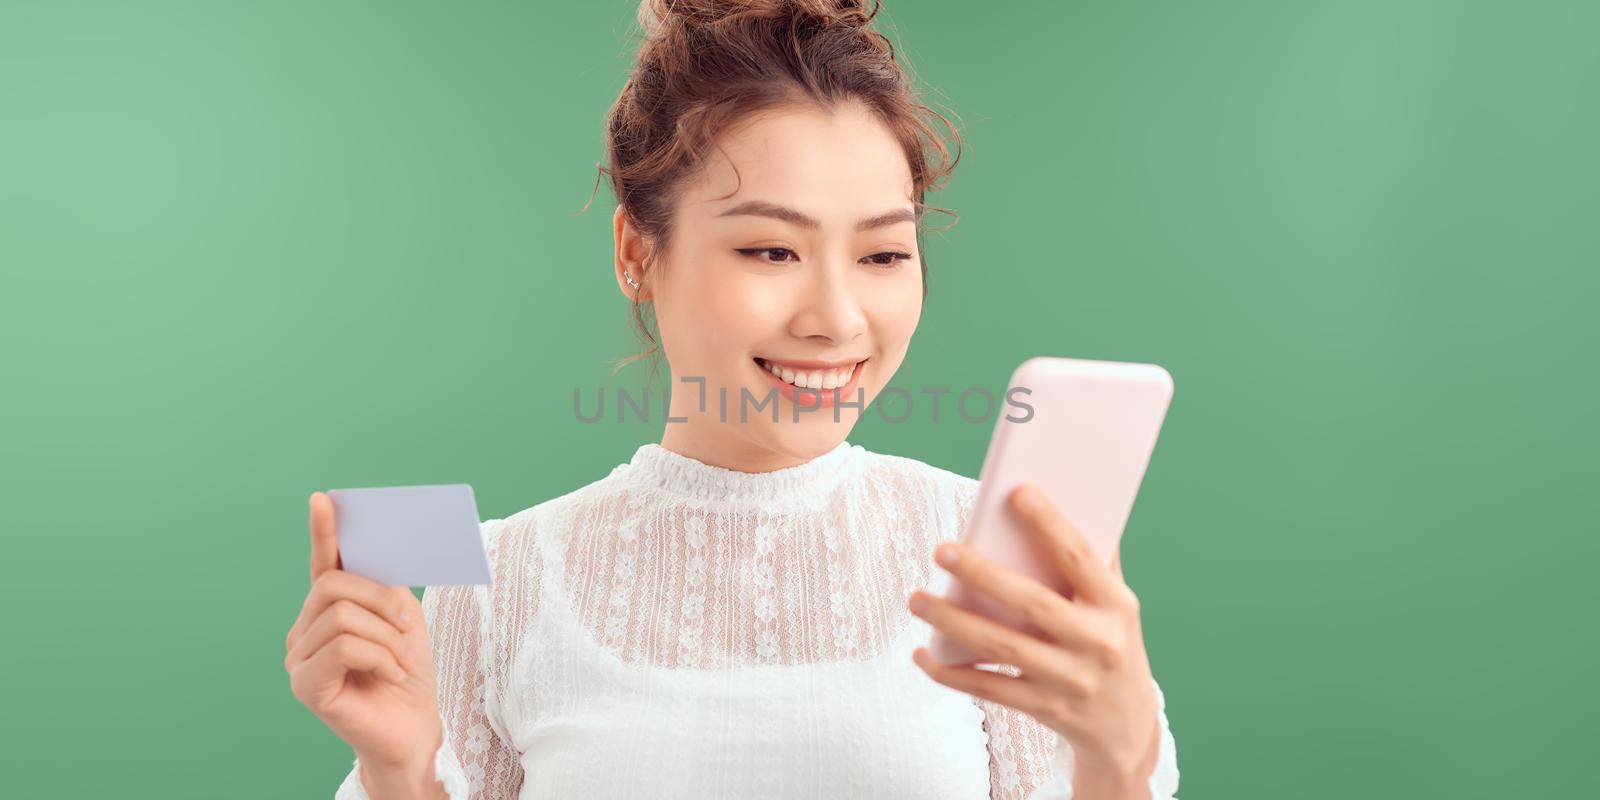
[736,247,799,264]
[863,251,914,268]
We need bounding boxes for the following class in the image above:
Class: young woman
[285,1,1180,797]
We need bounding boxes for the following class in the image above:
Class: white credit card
[326,484,491,587]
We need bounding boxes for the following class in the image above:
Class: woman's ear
[613,205,653,301]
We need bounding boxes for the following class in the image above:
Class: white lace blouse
[335,440,1180,799]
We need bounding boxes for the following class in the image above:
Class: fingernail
[908,592,927,614]
[935,543,959,566]
[400,610,411,626]
[1017,483,1042,512]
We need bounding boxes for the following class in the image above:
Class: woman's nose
[789,265,869,345]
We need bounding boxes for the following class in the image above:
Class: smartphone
[928,356,1174,666]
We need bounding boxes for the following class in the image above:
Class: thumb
[309,491,341,583]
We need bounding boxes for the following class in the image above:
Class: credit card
[325,484,491,587]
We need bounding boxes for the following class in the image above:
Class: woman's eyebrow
[715,200,916,232]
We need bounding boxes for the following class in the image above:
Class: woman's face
[613,99,924,468]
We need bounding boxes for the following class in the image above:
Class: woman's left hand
[908,481,1161,784]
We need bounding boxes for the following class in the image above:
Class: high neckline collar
[619,440,865,506]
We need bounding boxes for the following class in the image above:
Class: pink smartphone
[928,356,1175,666]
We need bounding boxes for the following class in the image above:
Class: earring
[625,273,641,290]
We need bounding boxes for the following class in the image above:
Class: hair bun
[637,0,880,40]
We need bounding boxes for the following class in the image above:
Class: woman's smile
[752,356,868,408]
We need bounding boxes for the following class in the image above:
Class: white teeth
[759,359,857,389]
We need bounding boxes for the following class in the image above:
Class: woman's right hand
[286,491,444,772]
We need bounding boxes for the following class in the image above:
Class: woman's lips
[751,357,867,409]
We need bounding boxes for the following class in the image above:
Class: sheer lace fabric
[336,441,1179,798]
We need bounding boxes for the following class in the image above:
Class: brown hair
[582,0,964,378]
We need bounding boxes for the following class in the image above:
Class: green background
[2,1,1594,797]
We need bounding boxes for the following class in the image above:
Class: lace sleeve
[335,519,525,799]
[979,674,1181,799]
[973,663,1061,799]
